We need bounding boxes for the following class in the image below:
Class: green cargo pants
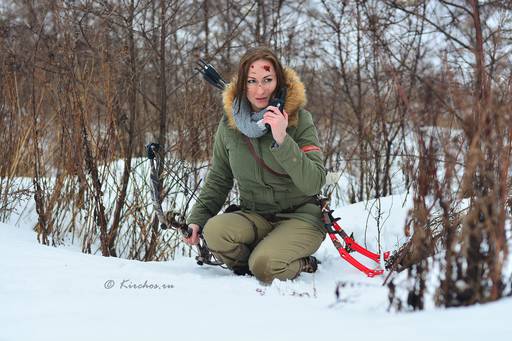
[202,211,325,283]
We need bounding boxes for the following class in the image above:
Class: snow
[1,194,511,341]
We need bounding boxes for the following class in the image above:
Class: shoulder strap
[242,135,290,178]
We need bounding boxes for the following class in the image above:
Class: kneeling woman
[184,46,326,283]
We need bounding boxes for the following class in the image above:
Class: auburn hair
[233,46,286,110]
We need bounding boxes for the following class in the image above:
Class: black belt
[226,196,321,222]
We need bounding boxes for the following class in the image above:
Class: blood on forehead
[248,62,273,75]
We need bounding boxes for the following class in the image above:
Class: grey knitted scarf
[232,97,269,138]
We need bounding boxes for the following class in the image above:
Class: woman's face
[245,59,277,111]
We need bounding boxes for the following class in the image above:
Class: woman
[184,46,326,283]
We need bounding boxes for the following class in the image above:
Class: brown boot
[300,256,320,273]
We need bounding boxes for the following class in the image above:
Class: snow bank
[1,194,511,341]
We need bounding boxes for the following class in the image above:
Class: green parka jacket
[187,68,326,229]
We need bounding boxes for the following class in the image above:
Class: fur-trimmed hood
[222,68,307,130]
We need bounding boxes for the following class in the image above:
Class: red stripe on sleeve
[300,145,321,153]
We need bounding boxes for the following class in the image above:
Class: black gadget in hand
[265,87,287,131]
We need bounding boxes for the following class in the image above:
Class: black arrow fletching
[196,59,227,90]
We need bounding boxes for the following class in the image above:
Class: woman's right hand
[183,224,201,245]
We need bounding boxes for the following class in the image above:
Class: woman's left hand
[263,106,288,145]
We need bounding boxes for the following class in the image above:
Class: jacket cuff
[186,217,208,230]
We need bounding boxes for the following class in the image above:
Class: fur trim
[223,68,307,131]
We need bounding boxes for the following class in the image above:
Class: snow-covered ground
[1,194,511,341]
